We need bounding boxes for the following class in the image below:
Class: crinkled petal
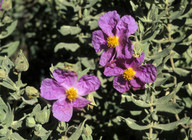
[116,15,138,37]
[104,60,124,76]
[113,75,129,93]
[92,30,107,53]
[127,51,145,69]
[40,78,66,100]
[99,48,115,66]
[134,51,145,66]
[130,78,145,90]
[52,99,73,122]
[116,38,133,59]
[135,64,157,83]
[98,10,120,36]
[75,75,100,96]
[73,97,91,110]
[53,69,78,89]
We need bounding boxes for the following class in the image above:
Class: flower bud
[3,16,11,24]
[25,86,39,98]
[35,107,50,124]
[1,0,12,11]
[133,41,143,57]
[0,69,6,79]
[15,50,29,72]
[26,117,36,128]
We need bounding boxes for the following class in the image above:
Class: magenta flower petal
[135,51,145,66]
[73,97,91,110]
[53,69,78,89]
[116,15,138,38]
[52,99,73,122]
[104,60,124,76]
[116,38,133,59]
[75,75,101,96]
[99,48,115,66]
[127,51,145,68]
[98,10,120,36]
[113,75,129,93]
[129,78,145,90]
[40,78,66,100]
[92,30,107,53]
[135,64,157,83]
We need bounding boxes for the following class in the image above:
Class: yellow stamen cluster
[107,36,119,48]
[123,67,136,81]
[66,87,77,102]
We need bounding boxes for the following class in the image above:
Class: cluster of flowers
[92,10,157,93]
[40,10,157,122]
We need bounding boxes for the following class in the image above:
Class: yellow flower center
[107,36,119,48]
[123,68,136,81]
[66,87,77,102]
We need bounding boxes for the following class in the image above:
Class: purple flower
[92,10,138,66]
[104,52,157,93]
[40,69,101,122]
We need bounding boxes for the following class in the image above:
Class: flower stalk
[149,93,154,140]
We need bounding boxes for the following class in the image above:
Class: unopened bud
[3,16,11,24]
[35,107,50,124]
[0,69,6,79]
[15,50,29,72]
[25,86,39,98]
[1,0,12,11]
[133,41,143,57]
[26,117,36,128]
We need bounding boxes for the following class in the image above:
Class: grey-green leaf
[0,41,19,59]
[153,117,190,131]
[10,133,25,140]
[118,116,150,130]
[54,43,80,52]
[68,119,87,140]
[155,82,183,105]
[59,25,81,36]
[155,102,184,114]
[121,94,150,108]
[149,43,175,60]
[0,20,18,39]
[174,68,190,77]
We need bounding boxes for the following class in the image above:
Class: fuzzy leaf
[0,41,19,59]
[80,57,95,70]
[54,43,80,52]
[68,119,87,140]
[153,117,190,131]
[121,94,150,108]
[155,102,184,114]
[59,25,81,36]
[149,43,175,59]
[0,20,18,39]
[155,82,183,105]
[118,116,150,130]
[10,133,25,140]
[174,68,190,77]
